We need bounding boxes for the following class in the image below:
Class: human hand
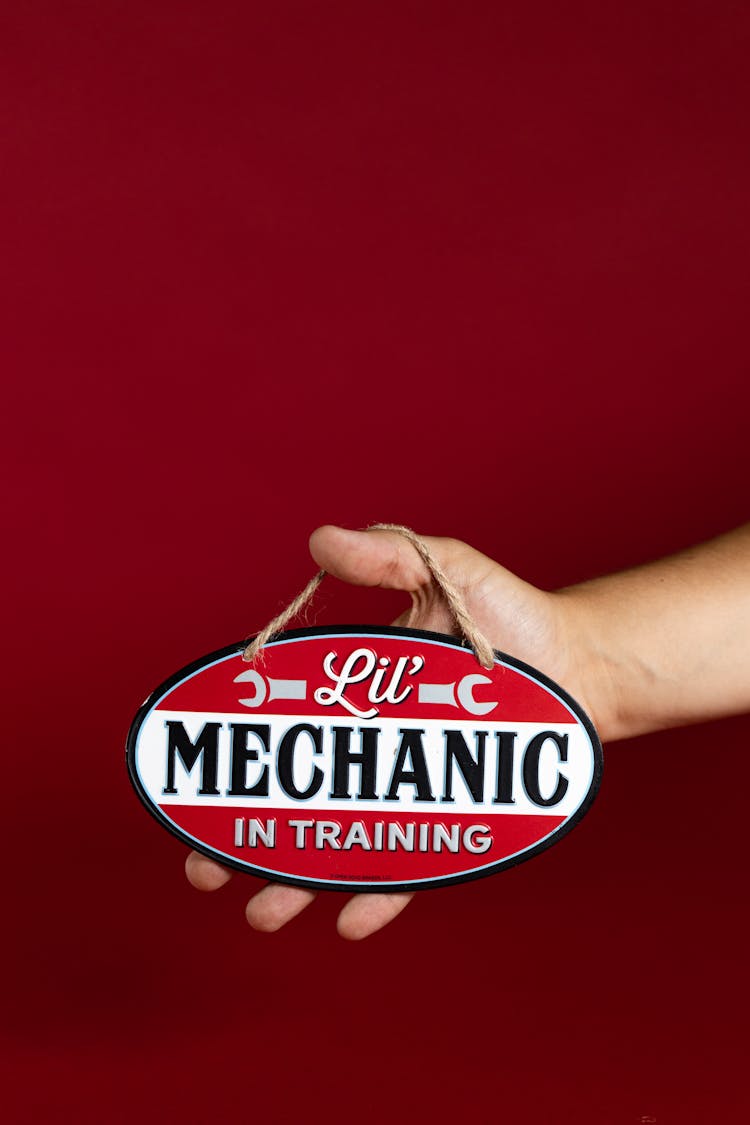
[185,524,615,939]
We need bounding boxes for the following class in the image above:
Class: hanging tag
[127,626,602,892]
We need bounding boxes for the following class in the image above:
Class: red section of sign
[154,633,576,724]
[161,804,566,884]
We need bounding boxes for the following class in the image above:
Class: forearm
[557,524,750,740]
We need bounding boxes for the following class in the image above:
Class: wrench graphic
[233,669,308,708]
[234,670,496,714]
[418,673,498,716]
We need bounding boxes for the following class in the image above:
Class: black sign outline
[126,625,603,892]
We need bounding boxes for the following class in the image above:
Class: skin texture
[185,522,750,940]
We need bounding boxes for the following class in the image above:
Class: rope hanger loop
[242,523,495,669]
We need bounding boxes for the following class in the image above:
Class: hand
[185,524,613,939]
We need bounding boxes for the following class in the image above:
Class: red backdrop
[3,3,749,1122]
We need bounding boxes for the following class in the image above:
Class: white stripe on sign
[136,711,594,818]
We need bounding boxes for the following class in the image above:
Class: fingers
[245,883,317,932]
[244,885,413,938]
[186,853,319,931]
[244,886,413,937]
[309,525,436,593]
[309,524,497,603]
[336,892,414,941]
[186,850,414,938]
[185,851,233,891]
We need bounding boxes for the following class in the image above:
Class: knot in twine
[242,523,495,669]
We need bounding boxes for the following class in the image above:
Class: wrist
[552,586,632,742]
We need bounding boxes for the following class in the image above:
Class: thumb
[309,525,434,593]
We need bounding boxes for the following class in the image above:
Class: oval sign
[127,626,602,892]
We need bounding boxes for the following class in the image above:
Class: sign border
[126,625,604,892]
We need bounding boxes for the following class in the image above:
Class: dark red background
[3,3,749,1122]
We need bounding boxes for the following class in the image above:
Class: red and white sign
[127,627,603,891]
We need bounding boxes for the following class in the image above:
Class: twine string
[242,523,495,669]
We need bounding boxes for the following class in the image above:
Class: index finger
[309,525,436,592]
